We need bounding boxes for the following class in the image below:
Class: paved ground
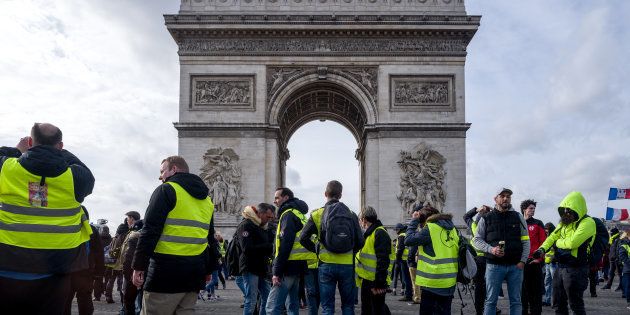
[82,278,629,314]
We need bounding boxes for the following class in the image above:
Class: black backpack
[225,232,240,277]
[320,202,357,254]
[585,216,609,265]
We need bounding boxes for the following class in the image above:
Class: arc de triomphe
[165,0,480,232]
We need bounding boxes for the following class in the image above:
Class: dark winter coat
[236,218,274,277]
[132,172,219,293]
[273,198,309,277]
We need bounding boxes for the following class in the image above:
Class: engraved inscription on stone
[390,75,454,111]
[397,143,447,214]
[200,148,243,215]
[191,76,254,110]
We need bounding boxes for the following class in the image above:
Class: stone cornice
[365,122,470,138]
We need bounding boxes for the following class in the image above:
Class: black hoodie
[272,197,309,277]
[132,172,219,293]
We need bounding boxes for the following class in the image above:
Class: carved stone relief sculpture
[200,148,244,215]
[191,76,255,110]
[397,143,447,213]
[390,75,454,111]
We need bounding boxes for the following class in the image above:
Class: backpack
[225,231,240,277]
[456,233,477,284]
[103,244,116,265]
[320,202,357,254]
[585,216,609,265]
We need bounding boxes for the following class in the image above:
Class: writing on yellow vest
[275,208,316,261]
[312,207,353,265]
[154,182,213,256]
[415,222,459,289]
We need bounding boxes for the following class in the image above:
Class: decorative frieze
[200,148,244,215]
[397,143,447,213]
[190,75,255,111]
[179,38,468,56]
[390,75,455,112]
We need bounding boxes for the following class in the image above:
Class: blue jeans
[206,270,219,295]
[265,275,300,315]
[236,275,246,298]
[544,263,556,305]
[243,272,271,315]
[304,269,320,315]
[623,273,630,303]
[484,263,523,315]
[319,263,355,315]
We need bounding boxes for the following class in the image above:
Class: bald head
[30,123,63,148]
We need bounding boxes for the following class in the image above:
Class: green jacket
[539,191,596,267]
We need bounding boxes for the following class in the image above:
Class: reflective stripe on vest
[0,158,91,250]
[400,232,410,257]
[415,222,459,289]
[154,182,213,256]
[312,207,353,265]
[275,208,317,261]
[355,226,395,286]
[471,221,484,257]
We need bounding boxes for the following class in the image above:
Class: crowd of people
[1,123,629,315]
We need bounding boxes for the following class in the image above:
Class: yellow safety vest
[355,226,395,287]
[399,232,410,258]
[415,222,459,289]
[544,247,555,264]
[154,182,213,256]
[307,234,320,269]
[219,240,226,257]
[0,158,91,250]
[275,208,316,261]
[312,207,354,265]
[471,221,484,257]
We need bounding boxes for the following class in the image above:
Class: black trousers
[360,279,390,315]
[473,256,487,315]
[105,268,123,300]
[588,266,598,296]
[419,289,452,315]
[64,270,95,315]
[522,262,543,315]
[554,266,588,315]
[123,273,139,315]
[606,261,623,288]
[0,273,72,315]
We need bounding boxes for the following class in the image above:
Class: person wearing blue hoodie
[266,187,313,315]
[405,206,459,315]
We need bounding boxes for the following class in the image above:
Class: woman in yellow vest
[405,206,459,315]
[355,206,394,315]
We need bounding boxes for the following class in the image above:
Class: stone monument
[166,0,480,235]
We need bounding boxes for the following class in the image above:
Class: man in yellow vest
[405,206,459,315]
[0,123,95,314]
[393,223,413,301]
[132,156,218,315]
[356,205,393,315]
[266,187,312,315]
[299,180,364,315]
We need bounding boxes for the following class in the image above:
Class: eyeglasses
[558,207,572,214]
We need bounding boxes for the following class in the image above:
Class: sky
[1,1,629,229]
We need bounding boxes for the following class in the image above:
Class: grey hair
[359,205,378,223]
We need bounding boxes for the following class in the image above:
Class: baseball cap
[496,188,513,196]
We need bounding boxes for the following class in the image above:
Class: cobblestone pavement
[83,278,629,314]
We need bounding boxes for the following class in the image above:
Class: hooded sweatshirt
[132,172,219,293]
[236,206,274,277]
[539,191,596,267]
[405,213,458,296]
[273,198,309,277]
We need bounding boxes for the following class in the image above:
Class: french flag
[608,188,630,200]
[606,207,629,221]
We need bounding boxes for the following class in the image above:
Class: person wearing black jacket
[132,156,219,314]
[394,223,413,302]
[236,203,275,315]
[266,188,309,315]
[356,206,392,315]
[0,123,95,315]
[121,219,144,315]
[604,228,622,291]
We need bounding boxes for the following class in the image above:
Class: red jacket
[526,217,547,261]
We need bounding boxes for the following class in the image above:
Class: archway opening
[285,120,360,213]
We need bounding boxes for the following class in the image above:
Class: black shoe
[93,297,100,301]
[106,298,115,304]
[615,287,622,292]
[240,304,244,308]
[602,285,611,290]
[591,293,597,297]
[496,308,502,314]
[398,296,412,302]
[393,290,397,296]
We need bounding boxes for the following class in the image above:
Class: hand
[490,246,504,257]
[532,249,544,259]
[132,270,145,288]
[411,211,421,220]
[206,274,213,282]
[371,287,387,295]
[529,258,541,264]
[272,275,282,287]
[516,262,525,270]
[16,137,30,153]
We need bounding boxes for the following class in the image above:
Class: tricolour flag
[608,188,630,200]
[606,207,629,221]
